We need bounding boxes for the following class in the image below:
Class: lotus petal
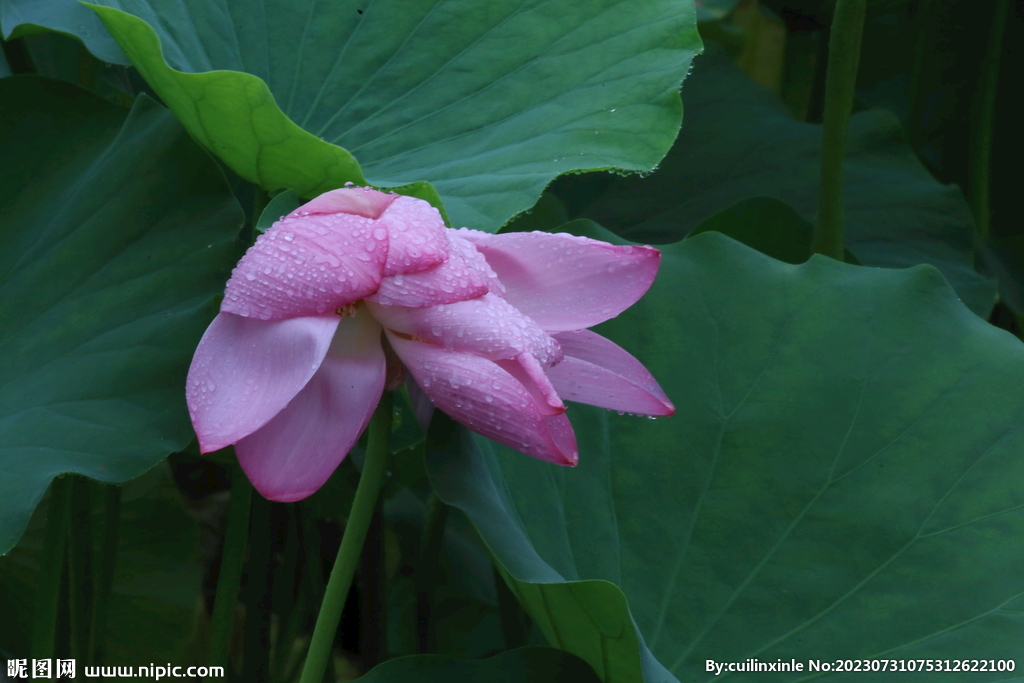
[388,332,577,465]
[186,312,340,453]
[547,329,675,415]
[369,293,560,364]
[459,229,660,331]
[223,212,388,320]
[235,310,386,501]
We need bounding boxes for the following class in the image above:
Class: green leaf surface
[0,76,243,554]
[576,47,996,317]
[429,227,1024,682]
[353,647,602,683]
[65,0,700,231]
[0,0,129,64]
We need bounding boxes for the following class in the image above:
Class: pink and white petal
[494,353,565,416]
[368,293,560,365]
[457,229,660,332]
[387,332,577,466]
[186,312,340,453]
[235,310,386,502]
[379,195,450,276]
[290,186,397,219]
[546,329,675,415]
[222,212,388,320]
[366,234,489,307]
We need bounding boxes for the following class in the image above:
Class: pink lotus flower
[187,188,673,501]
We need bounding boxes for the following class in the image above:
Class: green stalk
[208,465,253,668]
[358,500,386,670]
[968,0,1009,240]
[905,0,935,152]
[811,0,867,261]
[271,505,302,678]
[241,495,274,683]
[88,483,122,666]
[494,566,529,649]
[67,475,94,660]
[300,393,393,683]
[415,493,450,654]
[31,476,72,658]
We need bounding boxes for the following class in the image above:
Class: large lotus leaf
[429,225,1024,682]
[577,47,996,318]
[0,0,129,64]
[353,647,602,683]
[0,77,243,554]
[25,0,703,231]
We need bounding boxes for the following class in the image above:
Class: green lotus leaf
[59,0,698,231]
[0,76,242,554]
[430,226,1024,682]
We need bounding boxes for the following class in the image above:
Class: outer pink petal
[186,312,340,453]
[366,234,489,307]
[368,293,560,365]
[290,186,397,219]
[235,310,386,501]
[377,195,451,277]
[387,332,577,466]
[458,229,660,332]
[494,353,565,416]
[222,212,388,320]
[546,329,675,415]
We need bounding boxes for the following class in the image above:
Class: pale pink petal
[387,332,577,466]
[458,229,660,332]
[368,293,560,365]
[290,186,397,219]
[235,310,386,501]
[378,195,450,276]
[546,329,674,415]
[186,312,340,453]
[366,234,489,307]
[222,212,389,320]
[494,353,565,416]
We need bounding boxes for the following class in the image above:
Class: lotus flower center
[335,302,359,318]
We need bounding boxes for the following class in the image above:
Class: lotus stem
[208,463,253,668]
[968,0,1009,241]
[300,392,393,683]
[88,483,122,665]
[31,476,72,658]
[416,492,450,653]
[812,0,867,261]
[67,476,95,659]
